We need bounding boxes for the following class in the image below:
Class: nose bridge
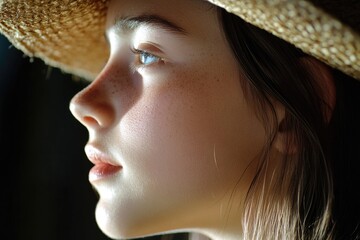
[69,61,141,129]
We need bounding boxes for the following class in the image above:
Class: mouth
[85,145,122,182]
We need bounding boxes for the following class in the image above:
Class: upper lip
[85,145,121,167]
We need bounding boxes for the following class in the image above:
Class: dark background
[0,34,111,239]
[0,35,187,240]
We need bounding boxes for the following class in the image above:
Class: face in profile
[70,0,267,238]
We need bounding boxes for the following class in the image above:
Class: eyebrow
[113,14,187,35]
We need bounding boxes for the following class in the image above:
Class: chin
[94,201,137,239]
[95,203,123,239]
[94,201,160,240]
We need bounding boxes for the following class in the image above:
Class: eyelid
[134,42,165,56]
[130,45,166,72]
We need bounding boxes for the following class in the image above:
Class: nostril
[83,116,101,127]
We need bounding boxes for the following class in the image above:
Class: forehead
[106,0,217,33]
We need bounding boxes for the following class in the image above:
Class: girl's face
[70,0,266,238]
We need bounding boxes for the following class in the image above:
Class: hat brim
[0,0,359,80]
[0,0,109,80]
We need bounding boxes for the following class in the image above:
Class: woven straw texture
[0,0,359,80]
[0,0,109,80]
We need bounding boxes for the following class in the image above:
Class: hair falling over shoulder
[218,7,360,240]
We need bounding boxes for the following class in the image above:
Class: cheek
[119,69,216,182]
[118,64,266,195]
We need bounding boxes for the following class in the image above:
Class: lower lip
[89,163,122,182]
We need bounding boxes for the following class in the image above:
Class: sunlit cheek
[118,84,214,179]
[119,93,185,164]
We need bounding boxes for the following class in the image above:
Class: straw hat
[0,0,359,81]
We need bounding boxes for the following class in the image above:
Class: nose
[69,71,116,129]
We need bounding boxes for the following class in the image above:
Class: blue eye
[131,47,162,67]
[139,52,160,65]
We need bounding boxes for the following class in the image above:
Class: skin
[70,0,268,239]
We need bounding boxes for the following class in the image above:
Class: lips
[85,145,122,182]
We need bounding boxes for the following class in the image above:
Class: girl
[1,0,359,239]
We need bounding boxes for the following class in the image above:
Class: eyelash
[130,47,164,71]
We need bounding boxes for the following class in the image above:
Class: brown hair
[219,7,360,240]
